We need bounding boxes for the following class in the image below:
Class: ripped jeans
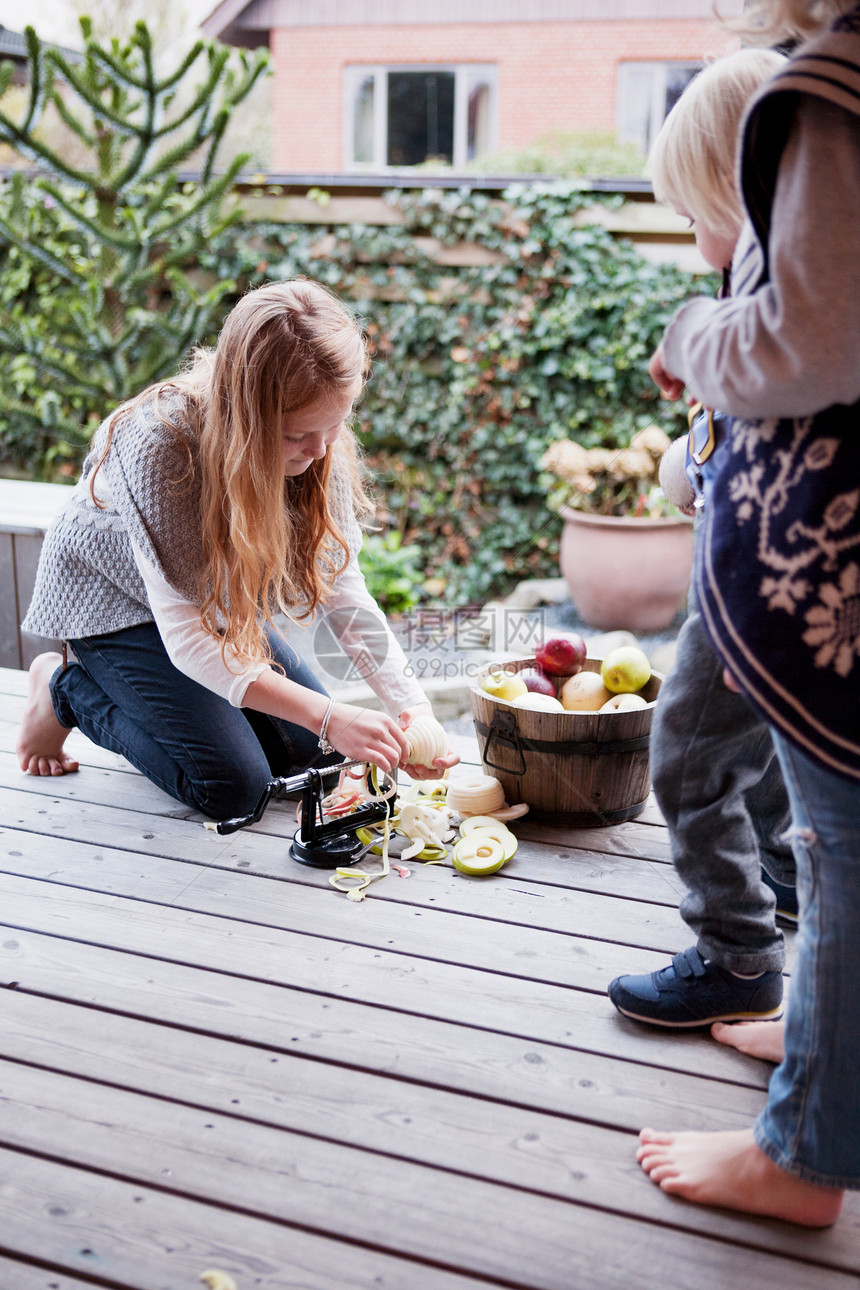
[754,731,860,1188]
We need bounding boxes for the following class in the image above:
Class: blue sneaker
[608,946,783,1028]
[761,868,799,927]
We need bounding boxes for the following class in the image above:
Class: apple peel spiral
[445,773,529,821]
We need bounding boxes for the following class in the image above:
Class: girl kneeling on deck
[16,279,457,816]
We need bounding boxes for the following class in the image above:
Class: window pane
[387,71,455,166]
[352,73,375,164]
[467,77,492,160]
[664,65,699,118]
[617,64,655,153]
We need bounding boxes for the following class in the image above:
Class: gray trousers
[651,587,795,974]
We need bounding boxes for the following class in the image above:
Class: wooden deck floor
[1,664,858,1289]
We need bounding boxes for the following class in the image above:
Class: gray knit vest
[22,393,363,641]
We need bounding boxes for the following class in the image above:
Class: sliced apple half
[458,816,518,859]
[452,835,507,876]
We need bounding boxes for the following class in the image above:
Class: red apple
[535,634,587,677]
[519,668,556,697]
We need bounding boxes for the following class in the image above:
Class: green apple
[560,671,613,712]
[482,670,528,702]
[600,646,651,695]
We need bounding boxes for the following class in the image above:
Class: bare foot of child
[637,1127,843,1226]
[15,652,79,776]
[711,1019,786,1063]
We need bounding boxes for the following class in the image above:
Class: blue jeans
[755,733,860,1188]
[650,580,794,974]
[50,621,336,819]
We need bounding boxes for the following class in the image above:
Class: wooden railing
[227,172,702,272]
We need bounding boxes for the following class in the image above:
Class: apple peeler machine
[205,759,397,868]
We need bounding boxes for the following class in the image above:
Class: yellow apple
[599,693,649,713]
[481,671,528,702]
[511,691,565,712]
[560,671,613,712]
[600,646,651,694]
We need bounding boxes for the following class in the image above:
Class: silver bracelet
[318,696,336,755]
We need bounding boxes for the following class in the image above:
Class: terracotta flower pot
[559,505,694,633]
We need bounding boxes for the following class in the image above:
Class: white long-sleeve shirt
[132,537,428,715]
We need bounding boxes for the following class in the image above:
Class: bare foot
[712,1018,786,1064]
[15,652,79,776]
[637,1127,843,1226]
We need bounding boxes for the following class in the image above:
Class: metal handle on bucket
[482,709,528,776]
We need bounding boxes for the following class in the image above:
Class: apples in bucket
[472,638,661,827]
[480,638,653,713]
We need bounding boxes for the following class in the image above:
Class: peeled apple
[405,714,449,767]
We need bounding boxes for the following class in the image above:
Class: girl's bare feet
[15,652,79,777]
[637,1127,843,1226]
[711,1018,786,1063]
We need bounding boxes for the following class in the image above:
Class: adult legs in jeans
[650,600,793,974]
[638,733,855,1224]
[755,732,860,1188]
[49,621,335,819]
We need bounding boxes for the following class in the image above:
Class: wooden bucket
[469,657,662,827]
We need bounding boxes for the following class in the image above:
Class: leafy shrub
[0,80,710,601]
[258,181,708,603]
[0,21,267,475]
[474,130,646,179]
[357,531,424,615]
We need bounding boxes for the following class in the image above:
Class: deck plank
[0,807,689,944]
[0,664,855,1287]
[2,1058,858,1281]
[0,1149,500,1290]
[0,1257,106,1290]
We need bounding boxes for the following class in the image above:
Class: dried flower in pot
[541,425,693,632]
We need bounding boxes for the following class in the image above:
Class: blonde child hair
[726,0,856,43]
[648,48,787,240]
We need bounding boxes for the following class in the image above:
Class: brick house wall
[269,16,735,171]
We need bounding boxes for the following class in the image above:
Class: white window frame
[616,61,700,156]
[343,63,498,171]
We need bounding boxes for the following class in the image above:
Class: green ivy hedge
[1,179,710,605]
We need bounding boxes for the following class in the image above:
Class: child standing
[607,49,796,1037]
[639,0,860,1225]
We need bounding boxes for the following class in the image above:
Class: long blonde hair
[96,279,371,665]
[722,0,856,43]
